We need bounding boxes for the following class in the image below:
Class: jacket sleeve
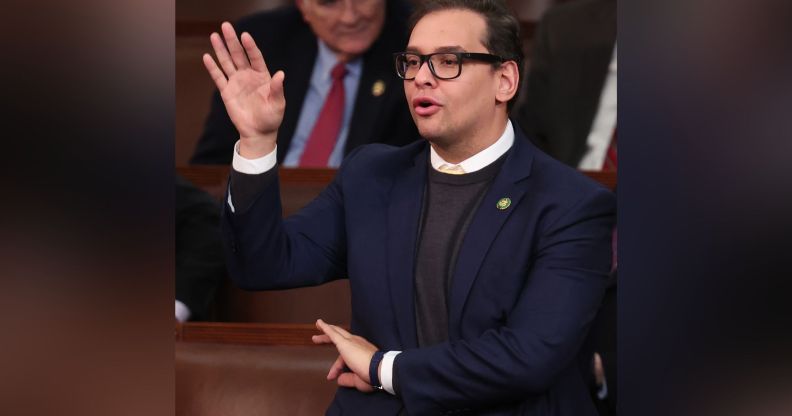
[394,187,615,414]
[219,149,366,290]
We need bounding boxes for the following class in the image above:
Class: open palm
[203,22,285,143]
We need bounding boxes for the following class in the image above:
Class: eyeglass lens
[397,53,461,80]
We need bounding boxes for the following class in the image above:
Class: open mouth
[412,97,441,116]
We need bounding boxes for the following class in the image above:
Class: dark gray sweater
[414,156,505,347]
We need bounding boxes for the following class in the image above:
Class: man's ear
[495,61,519,104]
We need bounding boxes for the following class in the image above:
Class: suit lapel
[386,148,428,349]
[345,1,409,153]
[447,132,534,338]
[345,60,401,153]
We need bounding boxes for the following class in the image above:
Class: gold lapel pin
[496,197,511,210]
[371,80,386,97]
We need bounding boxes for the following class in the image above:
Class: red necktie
[299,62,347,167]
[602,128,617,171]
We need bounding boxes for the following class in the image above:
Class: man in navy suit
[191,0,419,166]
[203,0,615,414]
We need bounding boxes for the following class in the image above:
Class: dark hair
[407,0,524,111]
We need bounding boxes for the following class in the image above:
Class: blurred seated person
[190,0,419,167]
[175,175,226,322]
[516,0,616,170]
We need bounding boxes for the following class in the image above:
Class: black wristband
[369,350,385,389]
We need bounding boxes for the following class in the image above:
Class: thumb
[269,70,285,100]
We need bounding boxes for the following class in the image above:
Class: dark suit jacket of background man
[517,0,616,167]
[176,175,225,321]
[221,123,616,415]
[190,0,419,164]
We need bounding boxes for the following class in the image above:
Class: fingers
[221,22,250,71]
[317,318,352,338]
[311,334,332,344]
[205,24,277,99]
[210,32,236,77]
[269,71,286,103]
[327,355,346,380]
[331,325,352,338]
[315,319,344,342]
[241,32,269,76]
[202,53,227,90]
[593,353,605,386]
[337,373,374,393]
[336,372,358,388]
[327,355,374,393]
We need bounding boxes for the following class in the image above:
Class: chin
[338,37,376,56]
[416,124,446,143]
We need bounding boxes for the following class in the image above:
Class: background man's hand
[312,319,380,392]
[202,22,285,158]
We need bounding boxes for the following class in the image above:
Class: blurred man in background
[191,0,419,167]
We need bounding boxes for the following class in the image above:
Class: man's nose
[413,60,437,86]
[339,0,361,24]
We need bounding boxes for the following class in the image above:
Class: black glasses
[393,52,506,80]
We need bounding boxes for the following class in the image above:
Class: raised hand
[202,22,285,158]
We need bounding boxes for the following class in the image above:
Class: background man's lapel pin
[371,80,386,97]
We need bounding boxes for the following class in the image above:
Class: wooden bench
[178,165,617,202]
[175,322,339,416]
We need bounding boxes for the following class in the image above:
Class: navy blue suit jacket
[221,124,615,415]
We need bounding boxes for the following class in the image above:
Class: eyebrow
[404,45,466,54]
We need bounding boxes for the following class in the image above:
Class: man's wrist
[238,134,277,159]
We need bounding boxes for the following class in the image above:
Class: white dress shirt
[282,40,362,167]
[429,120,515,173]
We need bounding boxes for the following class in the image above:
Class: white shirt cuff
[227,141,278,213]
[381,351,401,395]
[231,140,277,174]
[175,300,191,323]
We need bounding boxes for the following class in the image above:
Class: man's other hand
[312,319,380,393]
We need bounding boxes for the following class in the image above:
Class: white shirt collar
[429,120,514,173]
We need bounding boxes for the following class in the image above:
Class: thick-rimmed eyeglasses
[393,52,505,80]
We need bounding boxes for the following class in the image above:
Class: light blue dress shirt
[282,40,363,168]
